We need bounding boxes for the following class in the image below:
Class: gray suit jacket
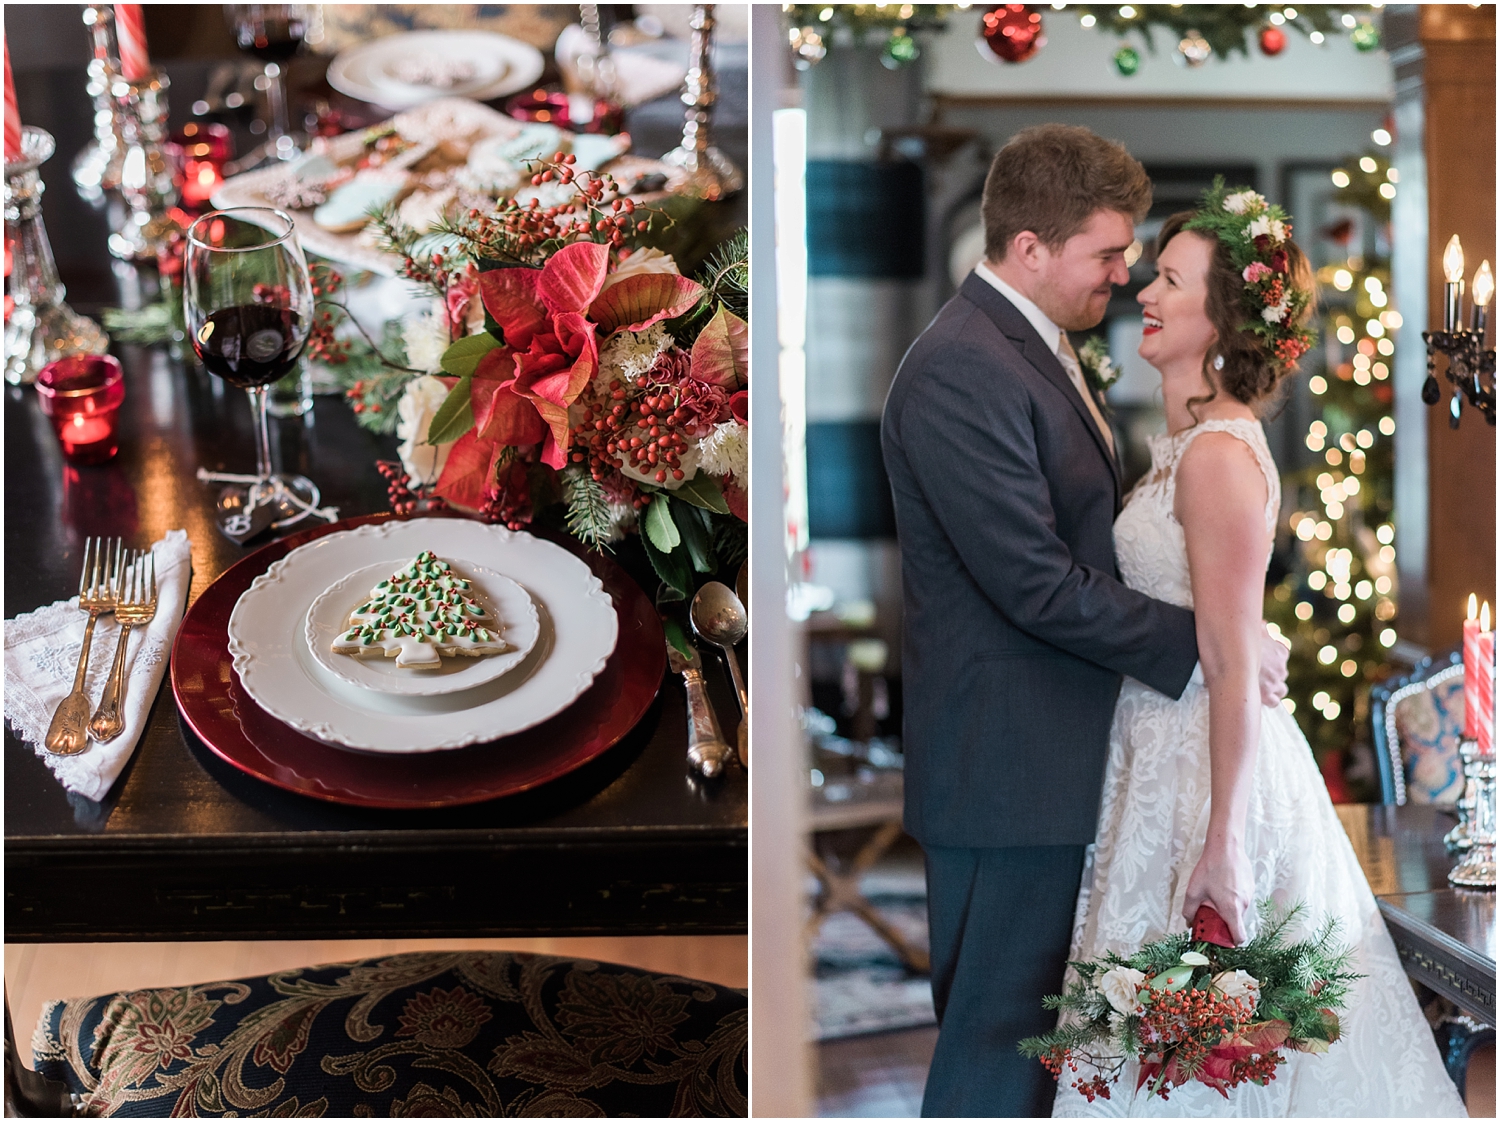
[881,273,1200,849]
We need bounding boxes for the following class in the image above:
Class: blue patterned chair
[11,951,746,1117]
[1370,648,1467,807]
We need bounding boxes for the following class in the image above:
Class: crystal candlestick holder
[71,5,128,203]
[5,128,110,385]
[660,5,743,201]
[1445,738,1478,854]
[1449,738,1496,889]
[107,69,182,261]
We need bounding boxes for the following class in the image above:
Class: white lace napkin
[4,530,193,802]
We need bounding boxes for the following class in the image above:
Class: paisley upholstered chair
[7,951,746,1117]
[1370,648,1466,807]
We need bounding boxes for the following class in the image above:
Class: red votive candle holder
[35,354,126,463]
[504,87,625,134]
[168,122,233,210]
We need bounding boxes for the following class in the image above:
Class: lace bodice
[1113,418,1281,612]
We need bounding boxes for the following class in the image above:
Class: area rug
[810,870,935,1041]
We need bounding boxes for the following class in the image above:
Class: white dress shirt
[973,263,1114,454]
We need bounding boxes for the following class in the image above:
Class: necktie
[1056,333,1115,458]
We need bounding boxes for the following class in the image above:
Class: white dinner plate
[328,31,546,111]
[227,520,617,753]
[304,560,541,698]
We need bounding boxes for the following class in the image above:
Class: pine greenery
[697,229,749,320]
[561,466,616,552]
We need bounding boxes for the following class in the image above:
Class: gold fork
[88,548,158,744]
[44,537,123,755]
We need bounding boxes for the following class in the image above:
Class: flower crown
[1182,177,1315,371]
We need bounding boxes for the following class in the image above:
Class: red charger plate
[171,514,665,808]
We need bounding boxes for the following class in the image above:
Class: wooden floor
[815,1024,1494,1118]
[5,935,746,1070]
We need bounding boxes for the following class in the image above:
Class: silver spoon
[691,581,748,766]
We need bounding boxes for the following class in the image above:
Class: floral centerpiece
[319,154,748,600]
[1020,902,1358,1103]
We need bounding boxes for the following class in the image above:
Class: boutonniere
[1076,335,1119,396]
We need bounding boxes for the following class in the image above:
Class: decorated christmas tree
[1263,150,1401,801]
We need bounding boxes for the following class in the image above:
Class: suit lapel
[960,274,1123,500]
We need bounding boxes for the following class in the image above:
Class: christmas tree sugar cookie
[330,551,508,669]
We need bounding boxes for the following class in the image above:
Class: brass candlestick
[4,128,110,385]
[71,5,128,204]
[107,69,181,261]
[660,4,742,201]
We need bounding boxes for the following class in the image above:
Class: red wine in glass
[233,11,306,63]
[191,304,305,389]
[184,208,323,541]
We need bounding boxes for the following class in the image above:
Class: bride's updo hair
[1157,210,1316,410]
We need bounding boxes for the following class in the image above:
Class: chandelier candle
[1443,234,1465,333]
[113,4,150,81]
[1473,260,1493,338]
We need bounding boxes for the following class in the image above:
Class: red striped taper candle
[114,5,150,81]
[4,39,21,161]
[1464,594,1483,738]
[1478,601,1494,756]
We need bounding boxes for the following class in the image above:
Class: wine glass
[227,4,308,164]
[183,208,320,537]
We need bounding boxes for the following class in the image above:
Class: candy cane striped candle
[114,5,150,81]
[1464,594,1483,739]
[1478,601,1494,756]
[4,39,21,161]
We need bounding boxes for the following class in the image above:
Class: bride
[1052,187,1468,1118]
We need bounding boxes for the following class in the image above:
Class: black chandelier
[1422,235,1495,428]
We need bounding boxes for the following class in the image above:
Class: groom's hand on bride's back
[1258,625,1290,708]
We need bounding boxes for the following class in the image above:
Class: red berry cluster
[308,266,352,365]
[1136,989,1256,1089]
[447,154,657,266]
[480,458,534,530]
[344,380,383,415]
[375,460,446,516]
[574,369,704,494]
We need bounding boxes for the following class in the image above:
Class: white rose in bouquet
[600,248,681,291]
[402,306,450,375]
[396,375,457,486]
[1099,966,1147,1016]
[1210,969,1261,1011]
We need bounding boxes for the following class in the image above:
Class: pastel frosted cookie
[330,551,508,669]
[397,186,458,233]
[313,172,410,233]
[567,132,630,174]
[491,122,567,163]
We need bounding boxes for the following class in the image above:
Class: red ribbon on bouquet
[1192,904,1237,947]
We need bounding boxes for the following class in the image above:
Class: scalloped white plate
[304,560,540,698]
[328,31,545,111]
[227,520,617,753]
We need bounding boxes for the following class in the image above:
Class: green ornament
[1113,44,1141,76]
[1350,22,1380,52]
[881,30,920,69]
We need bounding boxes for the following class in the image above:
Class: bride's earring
[1213,354,1225,370]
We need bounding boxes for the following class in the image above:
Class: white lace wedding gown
[1052,419,1468,1118]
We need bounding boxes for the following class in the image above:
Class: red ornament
[979,4,1045,64]
[1258,25,1287,56]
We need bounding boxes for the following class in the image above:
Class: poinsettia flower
[477,242,611,467]
[445,262,481,340]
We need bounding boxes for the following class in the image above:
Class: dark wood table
[5,54,748,942]
[1337,803,1496,1026]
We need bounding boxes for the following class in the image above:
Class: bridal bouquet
[324,154,748,598]
[1020,902,1358,1103]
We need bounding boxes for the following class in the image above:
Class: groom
[880,125,1288,1117]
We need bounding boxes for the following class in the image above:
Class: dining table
[4,48,749,943]
[1336,802,1496,1027]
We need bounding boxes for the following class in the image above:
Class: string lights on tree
[1262,146,1402,800]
